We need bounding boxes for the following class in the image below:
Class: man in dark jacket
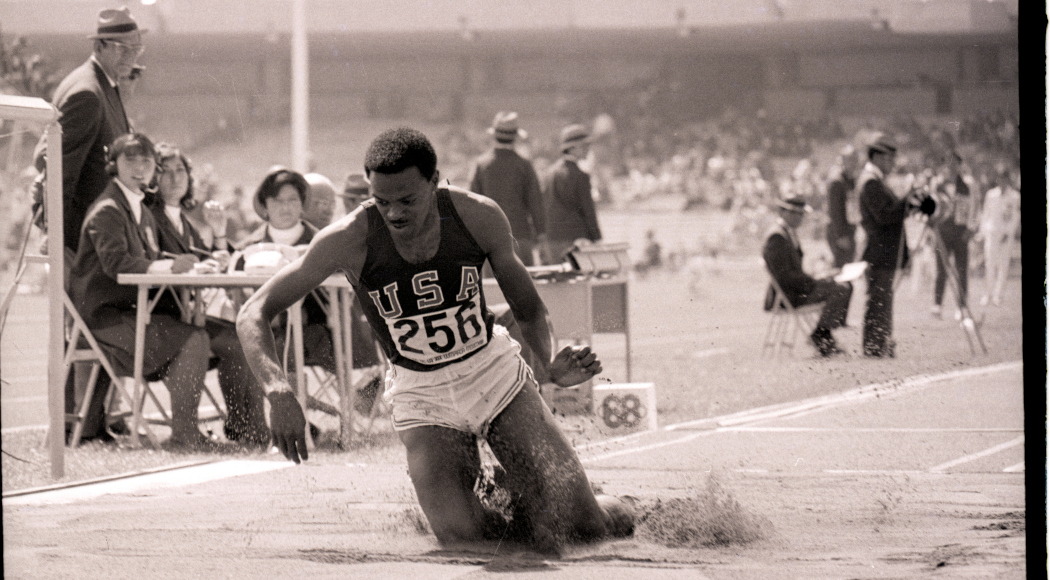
[825,144,859,268]
[36,6,144,255]
[857,133,934,358]
[543,124,602,263]
[763,196,852,357]
[469,112,547,266]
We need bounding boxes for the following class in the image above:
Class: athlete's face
[369,166,438,239]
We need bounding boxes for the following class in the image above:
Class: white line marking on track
[3,460,291,505]
[579,360,1023,464]
[928,436,1025,473]
[721,427,1023,433]
[1003,462,1025,473]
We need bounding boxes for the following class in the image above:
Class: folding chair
[65,287,226,446]
[761,275,823,358]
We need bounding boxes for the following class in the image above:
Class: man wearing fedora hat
[33,6,147,443]
[468,112,547,267]
[35,6,146,256]
[763,195,853,357]
[543,123,602,263]
[857,132,933,358]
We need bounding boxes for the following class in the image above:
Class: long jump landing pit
[3,363,1026,579]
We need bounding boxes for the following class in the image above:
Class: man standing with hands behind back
[36,6,145,257]
[468,111,548,267]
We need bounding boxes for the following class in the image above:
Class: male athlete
[237,127,634,553]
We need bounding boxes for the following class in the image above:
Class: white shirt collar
[164,204,184,235]
[115,179,145,224]
[90,55,119,89]
[267,221,305,246]
[862,161,884,180]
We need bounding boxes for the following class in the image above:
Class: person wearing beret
[763,196,853,357]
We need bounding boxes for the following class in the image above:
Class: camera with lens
[904,173,939,220]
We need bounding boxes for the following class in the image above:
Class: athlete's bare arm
[451,189,601,386]
[236,209,369,462]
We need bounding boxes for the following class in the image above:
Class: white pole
[291,0,309,172]
[46,120,65,479]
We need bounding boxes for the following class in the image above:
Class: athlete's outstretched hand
[267,390,308,463]
[550,345,603,388]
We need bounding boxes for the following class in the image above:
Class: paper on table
[834,261,868,283]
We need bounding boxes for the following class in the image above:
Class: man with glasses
[36,6,146,257]
[34,7,147,443]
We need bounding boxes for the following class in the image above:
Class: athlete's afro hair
[363,127,438,181]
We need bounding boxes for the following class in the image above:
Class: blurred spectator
[302,172,337,229]
[978,163,1020,307]
[928,151,979,321]
[337,172,371,217]
[543,124,602,263]
[763,195,852,357]
[468,111,547,267]
[824,145,859,268]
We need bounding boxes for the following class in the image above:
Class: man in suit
[468,111,547,267]
[857,133,935,358]
[543,123,602,263]
[825,144,859,269]
[763,195,853,357]
[36,6,145,256]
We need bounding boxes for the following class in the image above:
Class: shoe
[810,328,842,358]
[163,432,239,454]
[224,424,272,449]
[930,305,942,319]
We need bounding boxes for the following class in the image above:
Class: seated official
[762,195,853,357]
[235,167,337,379]
[149,142,270,447]
[69,133,218,450]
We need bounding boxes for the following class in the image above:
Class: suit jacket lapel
[92,61,130,133]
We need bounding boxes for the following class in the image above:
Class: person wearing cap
[34,6,146,256]
[857,132,931,358]
[543,123,602,263]
[825,144,859,269]
[928,151,979,320]
[763,195,853,357]
[302,172,338,229]
[467,112,547,267]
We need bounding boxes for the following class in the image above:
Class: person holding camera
[857,133,934,358]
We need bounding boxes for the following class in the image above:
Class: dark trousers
[65,367,111,439]
[800,279,853,331]
[863,266,896,356]
[933,223,970,307]
[826,227,856,269]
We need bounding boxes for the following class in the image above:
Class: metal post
[290,0,309,173]
[45,121,65,479]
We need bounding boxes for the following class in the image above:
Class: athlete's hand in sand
[549,345,603,388]
[267,390,309,463]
